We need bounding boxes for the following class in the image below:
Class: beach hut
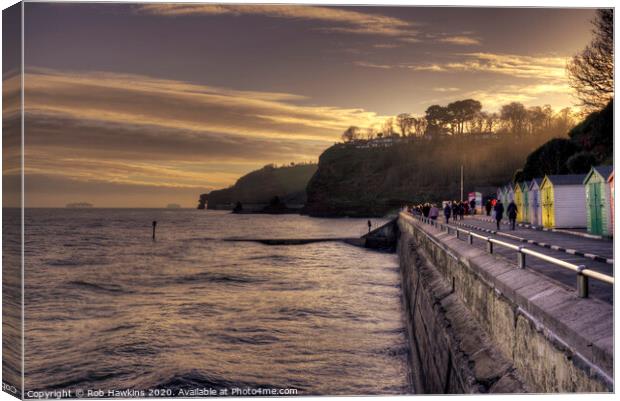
[513,182,524,222]
[497,187,505,206]
[521,181,530,223]
[505,184,515,204]
[540,174,587,229]
[608,170,614,232]
[583,166,614,236]
[513,182,530,223]
[468,191,482,214]
[528,178,543,227]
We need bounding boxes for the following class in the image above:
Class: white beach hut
[528,178,543,227]
[505,184,515,204]
[540,174,587,229]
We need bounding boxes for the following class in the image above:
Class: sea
[16,209,411,396]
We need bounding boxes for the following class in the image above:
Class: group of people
[406,197,519,231]
[407,199,478,223]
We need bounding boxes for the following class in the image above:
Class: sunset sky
[5,2,602,207]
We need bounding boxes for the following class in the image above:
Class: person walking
[459,202,465,221]
[507,201,518,230]
[470,198,476,215]
[443,202,452,224]
[429,204,439,220]
[367,220,372,233]
[485,199,493,216]
[452,202,459,222]
[494,200,504,231]
[422,203,430,218]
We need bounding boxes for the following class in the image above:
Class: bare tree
[396,113,414,137]
[364,127,377,140]
[411,116,427,137]
[552,107,576,135]
[382,118,395,137]
[484,112,499,133]
[341,126,360,142]
[567,9,613,111]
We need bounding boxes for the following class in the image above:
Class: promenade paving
[422,216,614,304]
[461,215,613,263]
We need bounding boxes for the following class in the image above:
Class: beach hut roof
[528,178,543,189]
[608,170,614,183]
[544,174,587,186]
[583,165,614,183]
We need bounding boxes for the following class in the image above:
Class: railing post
[517,246,526,269]
[456,229,460,239]
[486,238,493,254]
[577,265,589,298]
[468,232,473,244]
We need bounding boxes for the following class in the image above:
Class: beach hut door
[590,183,603,235]
[542,186,554,228]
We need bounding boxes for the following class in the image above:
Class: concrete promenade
[441,215,614,304]
[465,215,613,263]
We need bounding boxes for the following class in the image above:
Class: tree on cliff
[500,102,528,137]
[567,9,613,111]
[382,118,395,137]
[341,126,360,142]
[396,113,414,136]
[447,99,482,135]
[424,105,451,136]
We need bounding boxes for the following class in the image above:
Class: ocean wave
[66,280,127,294]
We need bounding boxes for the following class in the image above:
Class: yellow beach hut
[528,178,543,227]
[540,174,587,229]
[513,182,526,222]
[584,165,614,237]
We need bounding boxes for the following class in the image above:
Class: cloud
[460,82,574,111]
[372,43,401,49]
[437,36,481,46]
[433,87,460,92]
[20,68,389,206]
[404,52,568,80]
[353,61,394,70]
[25,68,385,142]
[137,4,419,39]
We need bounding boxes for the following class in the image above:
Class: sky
[3,2,602,207]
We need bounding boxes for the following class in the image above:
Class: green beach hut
[583,165,614,236]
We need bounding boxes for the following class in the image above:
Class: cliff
[304,134,553,217]
[203,163,317,210]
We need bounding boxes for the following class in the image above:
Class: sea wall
[397,212,613,394]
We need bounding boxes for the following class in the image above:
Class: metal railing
[411,214,614,298]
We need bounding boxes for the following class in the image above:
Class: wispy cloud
[25,68,385,142]
[404,52,568,80]
[372,43,401,49]
[460,82,574,111]
[433,87,460,92]
[353,61,394,70]
[137,4,419,40]
[437,35,481,46]
[20,68,388,205]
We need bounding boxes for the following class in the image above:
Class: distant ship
[66,202,93,208]
[166,203,181,209]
